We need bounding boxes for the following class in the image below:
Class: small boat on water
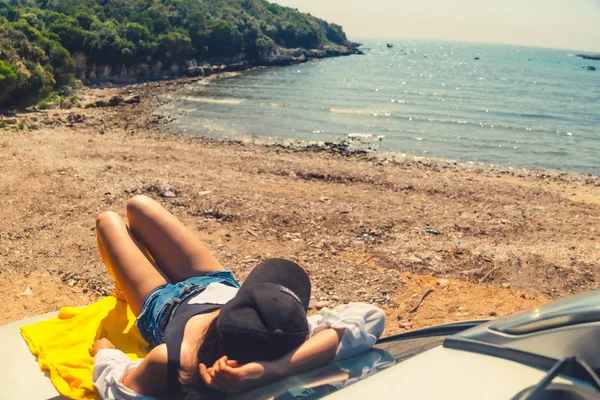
[386,43,394,48]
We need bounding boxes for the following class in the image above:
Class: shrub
[0,60,19,105]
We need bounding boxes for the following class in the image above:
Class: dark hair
[179,316,224,398]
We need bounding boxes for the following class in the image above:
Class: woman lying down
[90,196,385,399]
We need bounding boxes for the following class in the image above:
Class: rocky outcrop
[576,54,600,61]
[258,45,362,67]
[84,94,139,108]
[78,44,362,86]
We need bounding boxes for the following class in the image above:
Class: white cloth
[93,349,148,400]
[187,282,239,305]
[307,303,386,361]
[93,283,386,399]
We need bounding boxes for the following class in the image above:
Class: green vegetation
[0,0,350,109]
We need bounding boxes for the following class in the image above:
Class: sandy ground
[1,76,600,336]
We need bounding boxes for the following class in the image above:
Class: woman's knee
[126,195,156,219]
[96,211,122,235]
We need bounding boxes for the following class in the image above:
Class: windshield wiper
[518,356,600,400]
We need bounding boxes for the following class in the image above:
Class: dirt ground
[1,76,599,336]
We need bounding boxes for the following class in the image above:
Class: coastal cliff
[75,43,362,85]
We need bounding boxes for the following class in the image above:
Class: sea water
[159,41,600,175]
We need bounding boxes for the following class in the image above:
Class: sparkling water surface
[159,41,600,175]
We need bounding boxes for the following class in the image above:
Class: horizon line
[347,37,599,54]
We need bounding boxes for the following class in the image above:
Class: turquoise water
[161,41,600,175]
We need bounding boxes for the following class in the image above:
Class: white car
[4,290,600,399]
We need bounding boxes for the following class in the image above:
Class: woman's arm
[268,327,344,377]
[121,346,169,397]
[201,303,386,394]
[200,328,344,393]
[92,339,169,399]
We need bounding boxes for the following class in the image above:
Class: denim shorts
[136,270,240,347]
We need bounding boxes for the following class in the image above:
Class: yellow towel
[20,296,150,400]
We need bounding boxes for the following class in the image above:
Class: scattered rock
[198,190,212,196]
[108,95,123,106]
[489,311,498,317]
[407,255,423,263]
[502,283,511,289]
[319,196,331,204]
[123,94,140,104]
[186,66,205,77]
[21,286,33,296]
[85,100,109,108]
[67,114,85,124]
[437,279,450,288]
[160,190,177,198]
[399,322,413,329]
[4,118,17,125]
[84,95,125,108]
[316,300,330,309]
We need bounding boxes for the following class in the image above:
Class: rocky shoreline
[158,125,600,187]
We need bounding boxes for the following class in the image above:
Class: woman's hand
[199,356,274,394]
[89,338,116,356]
[200,328,344,393]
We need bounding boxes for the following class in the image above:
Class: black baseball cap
[217,258,311,362]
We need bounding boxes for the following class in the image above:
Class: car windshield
[229,334,447,400]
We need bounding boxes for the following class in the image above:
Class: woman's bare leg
[96,211,168,315]
[126,195,223,282]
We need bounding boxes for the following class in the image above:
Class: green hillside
[0,0,352,108]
